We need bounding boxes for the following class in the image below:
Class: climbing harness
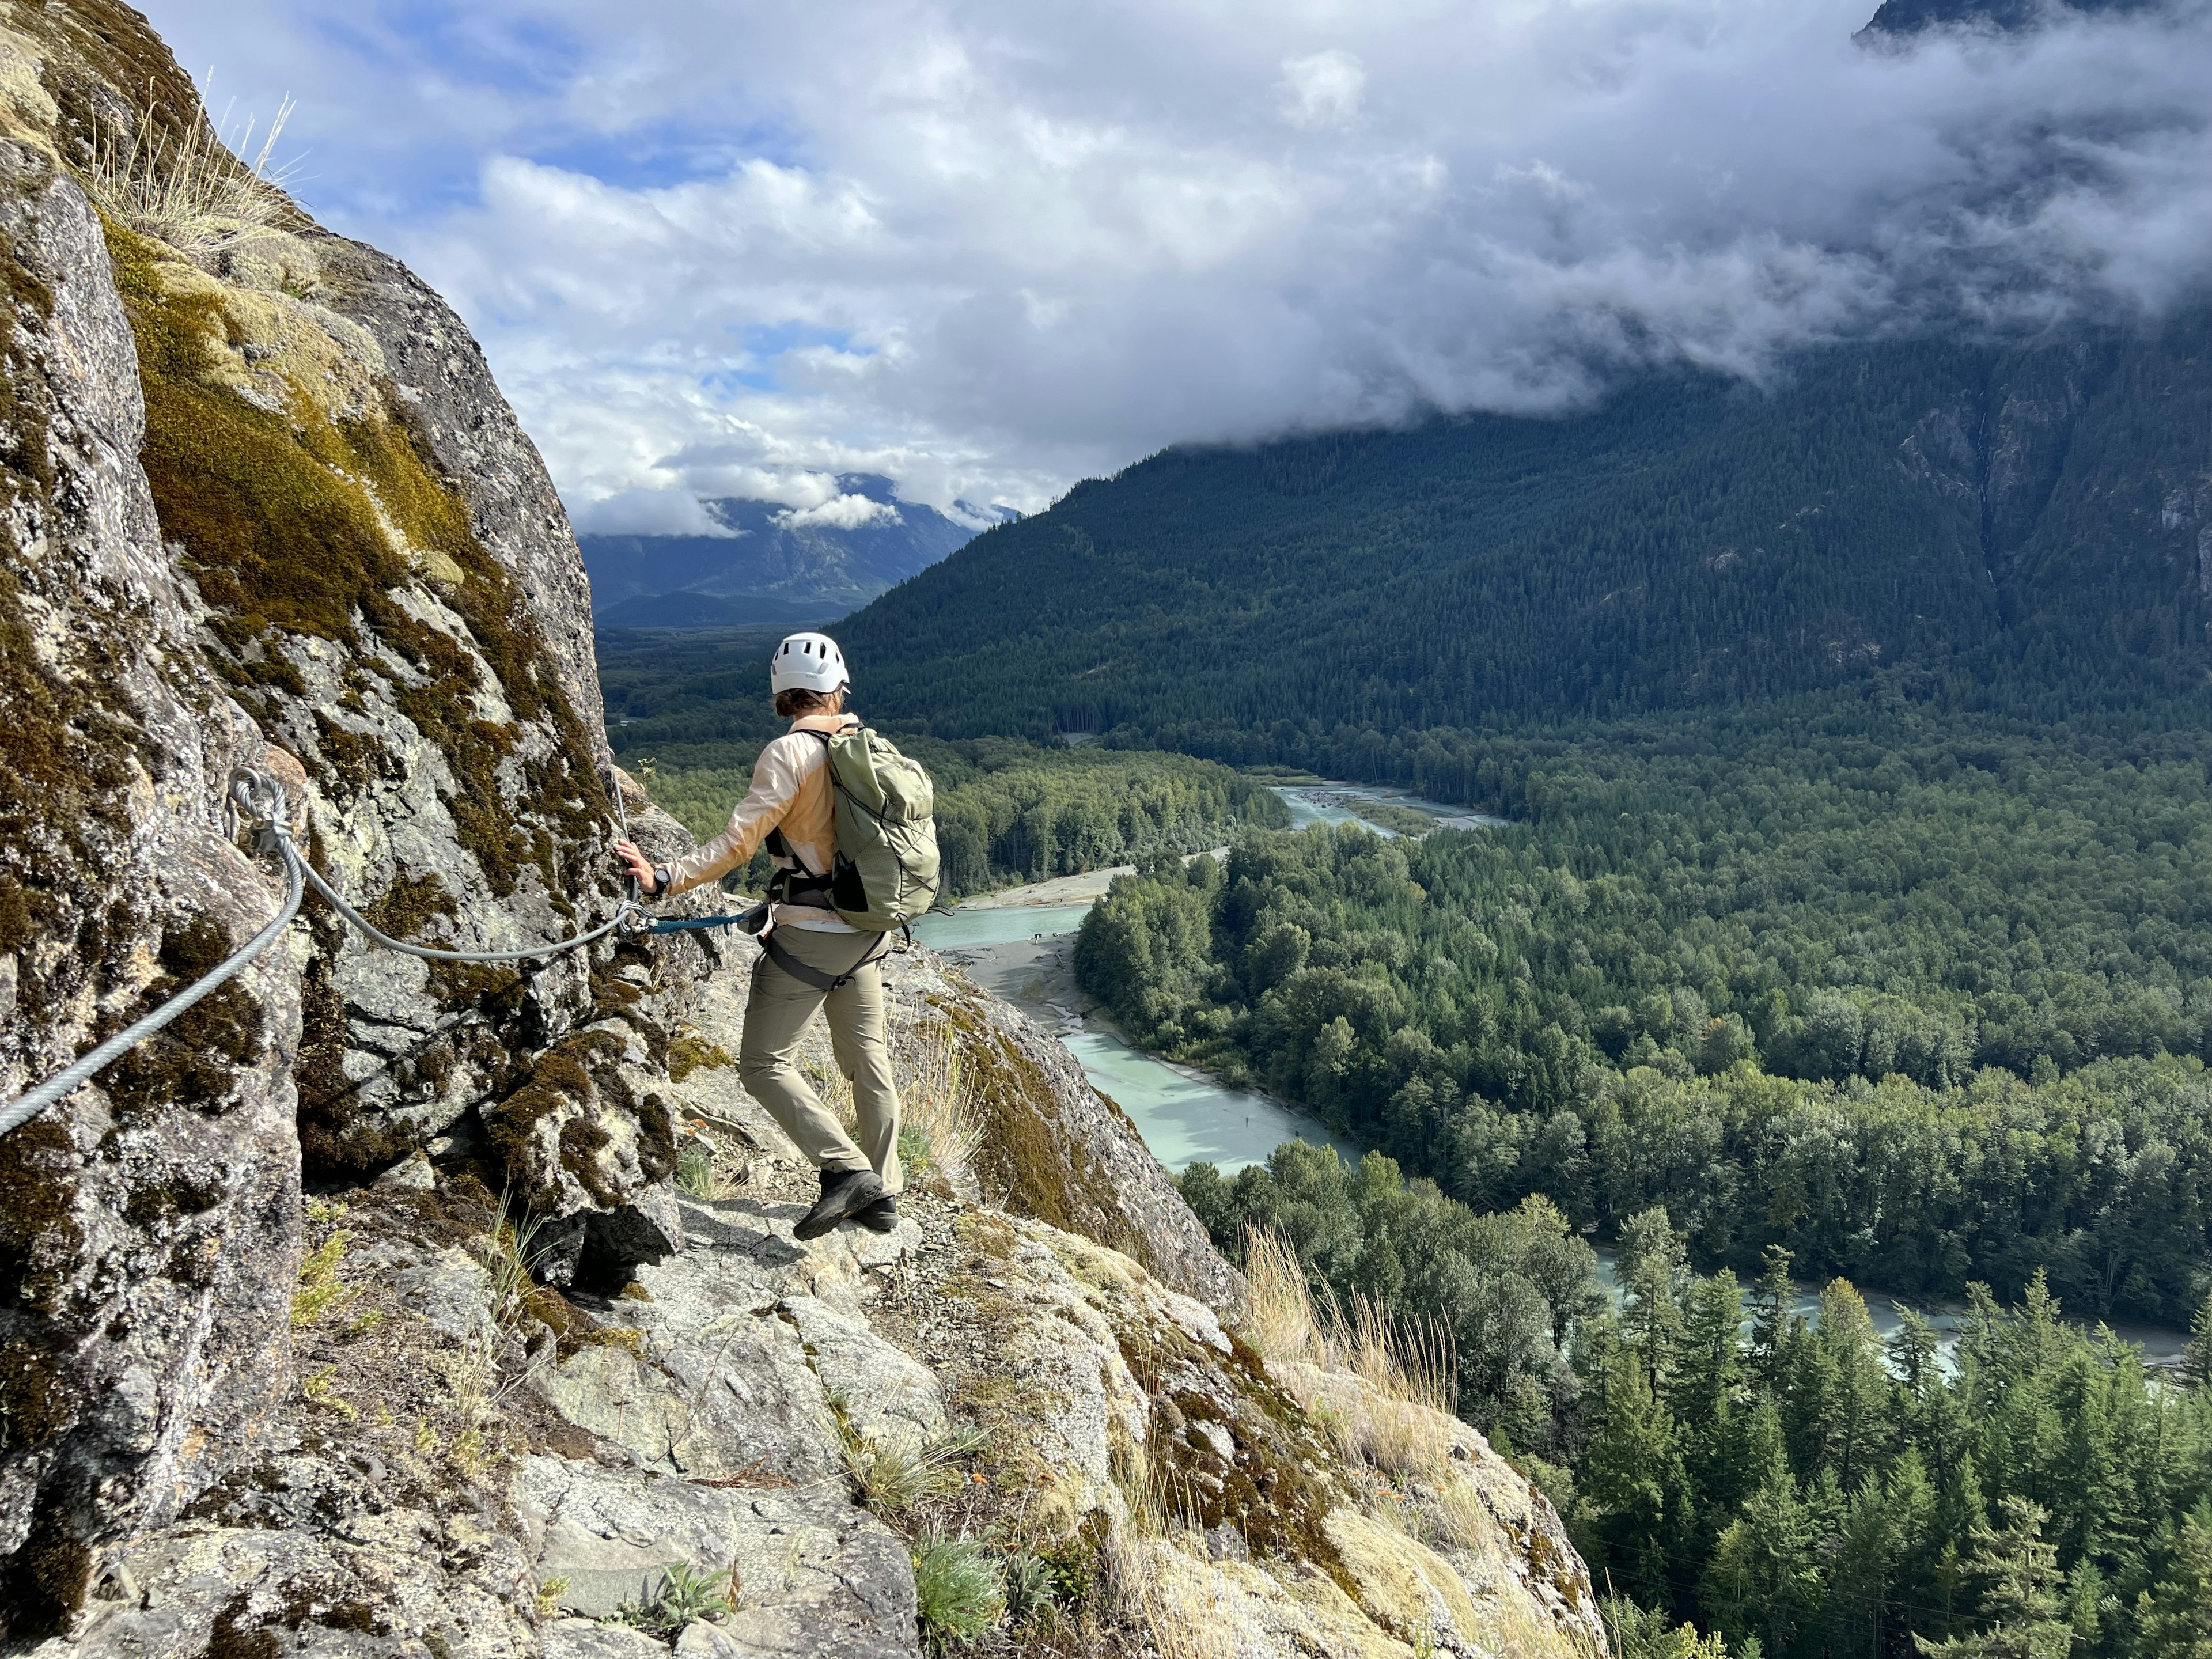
[646,898,908,989]
[760,926,892,994]
[0,770,644,1137]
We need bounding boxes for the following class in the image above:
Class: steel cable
[0,844,305,1137]
[275,831,637,963]
[0,768,641,1134]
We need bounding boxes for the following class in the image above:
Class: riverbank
[911,873,1364,1171]
[956,866,1131,909]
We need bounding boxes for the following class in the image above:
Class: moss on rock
[98,915,266,1120]
[941,997,1136,1257]
[103,218,618,911]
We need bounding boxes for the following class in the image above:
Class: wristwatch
[653,865,672,897]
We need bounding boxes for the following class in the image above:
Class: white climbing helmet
[770,631,849,695]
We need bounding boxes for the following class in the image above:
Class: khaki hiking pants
[738,927,903,1193]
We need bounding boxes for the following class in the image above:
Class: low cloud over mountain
[581,474,1012,628]
[149,0,2212,511]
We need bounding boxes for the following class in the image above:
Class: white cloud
[569,487,739,536]
[778,494,904,529]
[1279,50,1366,131]
[141,0,2212,518]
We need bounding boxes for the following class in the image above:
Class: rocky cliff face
[0,6,1605,1656]
[39,942,1606,1659]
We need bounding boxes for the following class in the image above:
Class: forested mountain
[842,319,2212,754]
[582,472,1010,627]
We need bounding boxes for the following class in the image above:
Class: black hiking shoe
[854,1194,899,1234]
[794,1168,886,1240]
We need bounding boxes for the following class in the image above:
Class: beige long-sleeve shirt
[662,712,858,931]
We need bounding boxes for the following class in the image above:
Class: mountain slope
[582,473,1007,626]
[842,317,2212,751]
[1861,0,2150,34]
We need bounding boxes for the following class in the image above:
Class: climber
[614,631,901,1241]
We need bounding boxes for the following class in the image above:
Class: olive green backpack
[809,728,940,930]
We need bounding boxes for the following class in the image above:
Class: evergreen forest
[1075,698,2212,1324]
[1179,1144,2212,1659]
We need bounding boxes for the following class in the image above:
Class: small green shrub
[1038,1531,1100,1613]
[675,1142,719,1199]
[911,1535,1003,1653]
[1001,1550,1058,1628]
[612,1559,734,1635]
[898,1122,934,1180]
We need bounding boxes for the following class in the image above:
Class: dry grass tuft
[1332,1294,1458,1479]
[899,1020,984,1190]
[832,1395,990,1517]
[82,79,299,263]
[1104,1426,1252,1656]
[1241,1225,1459,1479]
[450,1191,552,1427]
[1242,1226,1320,1365]
[1109,1426,1215,1546]
[1107,1532,1238,1659]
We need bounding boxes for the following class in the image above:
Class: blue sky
[139,0,2212,534]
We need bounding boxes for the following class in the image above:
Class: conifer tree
[1915,1498,2070,1659]
[2138,1507,2212,1659]
[1829,1476,1905,1659]
[1888,1309,1941,1401]
[1704,1448,1821,1658]
[1618,1206,1690,1384]
[2184,1297,2212,1393]
[1816,1279,1893,1496]
[1673,1268,1747,1513]
[1672,1275,1741,1421]
[1883,1453,1945,1652]
[1582,1331,1697,1609]
[1749,1246,1794,1386]
[2063,1559,2107,1658]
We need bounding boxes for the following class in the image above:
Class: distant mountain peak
[833,472,902,504]
[1861,0,2149,35]
[582,478,1000,628]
